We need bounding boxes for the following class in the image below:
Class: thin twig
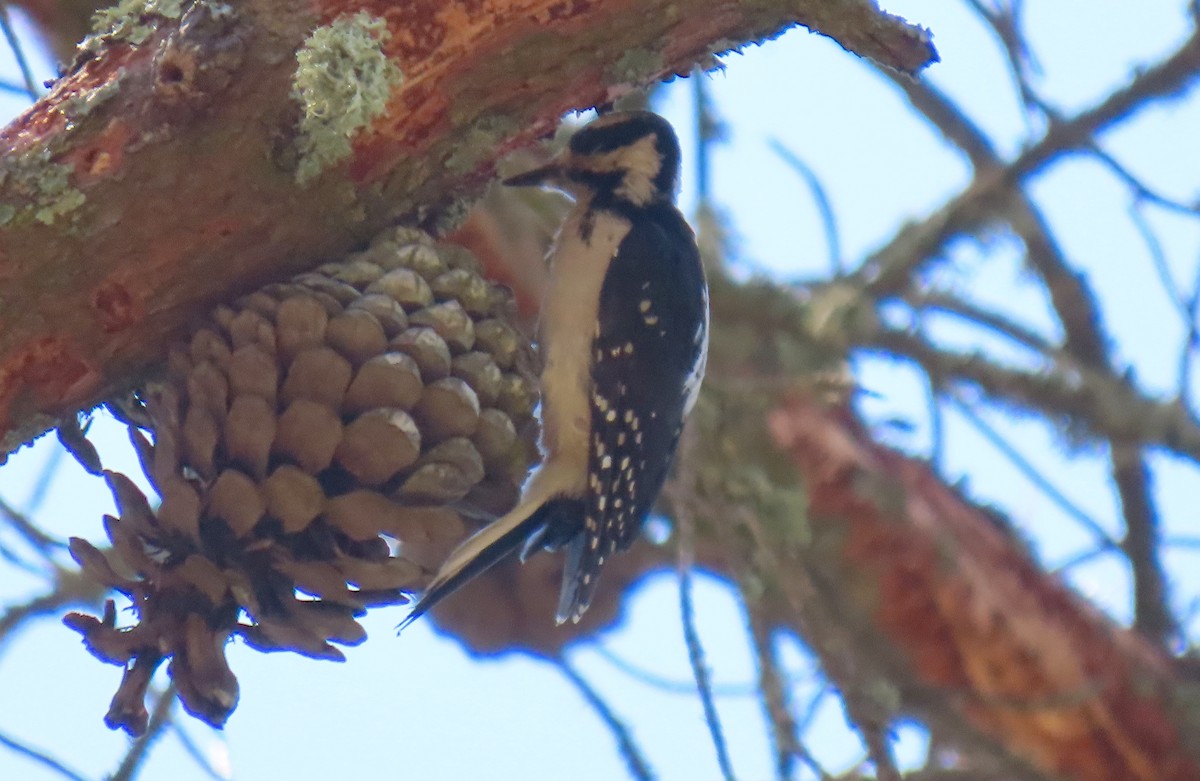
[25,445,66,518]
[745,610,799,781]
[677,498,738,781]
[1128,202,1200,408]
[1128,203,1193,320]
[874,67,998,169]
[1092,145,1200,216]
[963,0,1047,119]
[0,1,39,101]
[857,326,1200,465]
[0,542,41,574]
[587,642,758,696]
[1050,544,1112,574]
[1181,268,1200,409]
[769,140,844,276]
[788,684,835,781]
[108,684,176,781]
[671,418,739,781]
[856,720,901,781]
[1167,534,1200,550]
[0,494,68,556]
[0,728,90,781]
[925,366,947,472]
[693,73,717,208]
[904,291,1055,355]
[556,658,655,781]
[167,722,230,781]
[0,569,104,655]
[944,394,1117,552]
[862,29,1200,295]
[0,78,36,97]
[0,589,72,646]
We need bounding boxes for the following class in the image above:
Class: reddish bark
[768,395,1200,781]
[0,0,934,458]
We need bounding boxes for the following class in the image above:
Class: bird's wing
[556,205,708,623]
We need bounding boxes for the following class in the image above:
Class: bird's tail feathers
[397,498,547,632]
[554,533,605,625]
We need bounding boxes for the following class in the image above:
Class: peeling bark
[768,396,1200,781]
[0,0,935,458]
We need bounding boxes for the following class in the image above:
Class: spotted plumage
[400,111,708,630]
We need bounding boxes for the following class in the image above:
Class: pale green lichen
[33,167,87,225]
[81,0,185,53]
[0,147,87,227]
[293,12,405,184]
[607,47,665,85]
[430,198,472,236]
[443,114,521,175]
[60,75,123,123]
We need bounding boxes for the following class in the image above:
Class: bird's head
[504,111,681,207]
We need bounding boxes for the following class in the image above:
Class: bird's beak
[502,161,562,187]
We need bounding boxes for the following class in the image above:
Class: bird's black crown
[567,111,682,201]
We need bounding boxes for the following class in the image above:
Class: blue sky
[2,2,1199,780]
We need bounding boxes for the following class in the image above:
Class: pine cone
[64,227,539,736]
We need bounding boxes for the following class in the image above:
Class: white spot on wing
[683,283,710,414]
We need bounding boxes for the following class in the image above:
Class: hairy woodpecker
[400,111,709,628]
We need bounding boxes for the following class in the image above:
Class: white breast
[527,205,632,498]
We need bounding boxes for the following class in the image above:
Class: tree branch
[0,0,935,458]
[767,395,1200,781]
[860,28,1200,295]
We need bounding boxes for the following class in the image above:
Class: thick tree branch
[0,0,935,458]
[767,395,1200,781]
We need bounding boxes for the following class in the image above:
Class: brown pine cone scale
[65,228,539,736]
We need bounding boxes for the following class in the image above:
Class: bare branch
[1110,445,1177,645]
[858,326,1200,464]
[0,1,40,101]
[963,0,1046,117]
[746,611,799,781]
[770,140,844,276]
[0,568,103,652]
[677,491,738,781]
[945,394,1117,552]
[1092,146,1200,216]
[108,684,176,781]
[166,722,230,781]
[556,659,656,781]
[586,642,758,697]
[862,30,1200,295]
[0,728,90,781]
[902,291,1055,355]
[875,70,998,169]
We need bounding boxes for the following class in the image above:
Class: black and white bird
[400,111,709,628]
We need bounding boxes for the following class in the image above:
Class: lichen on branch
[293,11,405,183]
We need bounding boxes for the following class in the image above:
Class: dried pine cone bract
[64,227,539,735]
